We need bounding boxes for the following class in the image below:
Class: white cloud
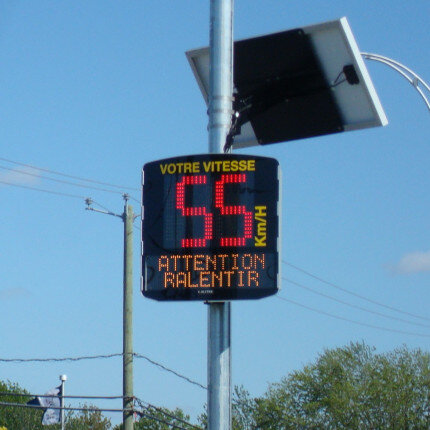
[394,250,430,274]
[0,166,41,185]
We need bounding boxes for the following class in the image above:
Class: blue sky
[0,0,429,426]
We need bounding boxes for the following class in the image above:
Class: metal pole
[123,201,134,430]
[208,0,234,154]
[59,374,67,430]
[208,1,233,429]
[208,303,231,430]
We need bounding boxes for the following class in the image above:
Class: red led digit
[176,175,213,248]
[215,173,253,247]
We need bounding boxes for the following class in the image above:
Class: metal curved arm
[362,52,430,112]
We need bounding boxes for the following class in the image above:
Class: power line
[0,399,199,429]
[0,392,123,400]
[0,180,86,200]
[89,199,119,214]
[0,156,139,191]
[0,396,202,428]
[134,409,191,430]
[0,181,136,217]
[129,195,141,204]
[283,276,430,329]
[0,352,123,363]
[133,353,207,390]
[0,401,130,414]
[0,352,206,390]
[135,397,203,430]
[0,165,126,196]
[276,295,430,338]
[282,260,430,322]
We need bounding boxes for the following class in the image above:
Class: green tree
[114,405,195,430]
[65,406,111,429]
[0,380,44,430]
[239,342,430,429]
[198,386,257,430]
[0,381,112,430]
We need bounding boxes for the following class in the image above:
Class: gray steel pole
[208,302,231,430]
[208,1,233,429]
[123,202,134,430]
[208,0,234,154]
[59,374,67,430]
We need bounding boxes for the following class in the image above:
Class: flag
[27,385,62,425]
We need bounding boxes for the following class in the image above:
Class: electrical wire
[134,409,190,430]
[0,352,206,390]
[0,392,123,400]
[135,397,203,430]
[0,165,125,196]
[330,69,348,88]
[133,353,207,390]
[0,396,202,428]
[0,181,136,220]
[276,296,430,338]
[0,401,130,413]
[90,199,119,214]
[0,156,139,191]
[282,260,430,322]
[0,180,86,200]
[0,180,135,216]
[0,398,201,428]
[129,195,141,204]
[0,352,123,363]
[283,276,430,329]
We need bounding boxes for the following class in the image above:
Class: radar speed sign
[141,154,280,301]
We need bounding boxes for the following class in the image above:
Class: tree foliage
[0,380,111,430]
[233,342,430,429]
[0,380,44,430]
[0,379,194,430]
[2,342,429,429]
[65,406,111,430]
[113,405,193,430]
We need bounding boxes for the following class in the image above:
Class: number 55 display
[141,154,280,301]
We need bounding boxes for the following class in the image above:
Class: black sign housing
[142,154,280,301]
